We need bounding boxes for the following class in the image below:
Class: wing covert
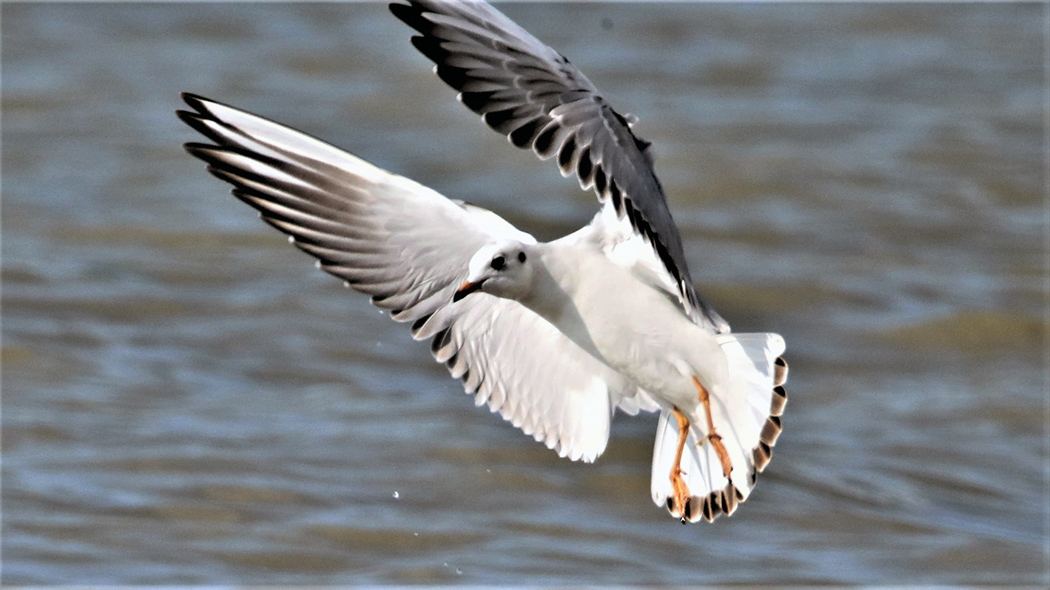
[178,92,639,461]
[390,0,727,331]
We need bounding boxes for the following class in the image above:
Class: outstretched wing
[390,0,728,332]
[178,93,640,461]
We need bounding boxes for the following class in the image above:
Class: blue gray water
[2,2,1046,585]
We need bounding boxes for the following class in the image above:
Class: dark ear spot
[490,255,505,271]
[517,251,526,263]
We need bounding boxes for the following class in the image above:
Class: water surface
[2,2,1046,585]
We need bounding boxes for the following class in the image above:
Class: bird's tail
[650,332,788,523]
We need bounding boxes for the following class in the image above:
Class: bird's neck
[518,250,604,362]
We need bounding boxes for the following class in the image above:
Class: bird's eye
[490,256,505,271]
[517,252,527,263]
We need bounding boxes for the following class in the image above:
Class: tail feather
[651,332,788,523]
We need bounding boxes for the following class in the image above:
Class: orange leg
[691,376,734,480]
[669,407,692,520]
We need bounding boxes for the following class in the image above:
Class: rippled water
[2,2,1046,585]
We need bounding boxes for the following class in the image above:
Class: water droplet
[392,491,400,499]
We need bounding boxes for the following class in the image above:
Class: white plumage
[179,0,789,524]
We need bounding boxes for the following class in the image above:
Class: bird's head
[454,241,534,302]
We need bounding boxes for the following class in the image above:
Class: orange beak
[453,280,483,302]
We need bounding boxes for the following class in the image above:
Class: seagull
[178,0,788,524]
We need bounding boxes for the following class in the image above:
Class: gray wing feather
[390,0,727,331]
[178,93,639,461]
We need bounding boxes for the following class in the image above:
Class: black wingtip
[388,1,410,17]
[177,108,234,148]
[179,91,210,112]
[181,142,221,162]
[389,1,425,32]
[179,93,247,120]
[176,108,205,128]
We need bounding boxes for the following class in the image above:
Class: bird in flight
[178,0,789,524]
